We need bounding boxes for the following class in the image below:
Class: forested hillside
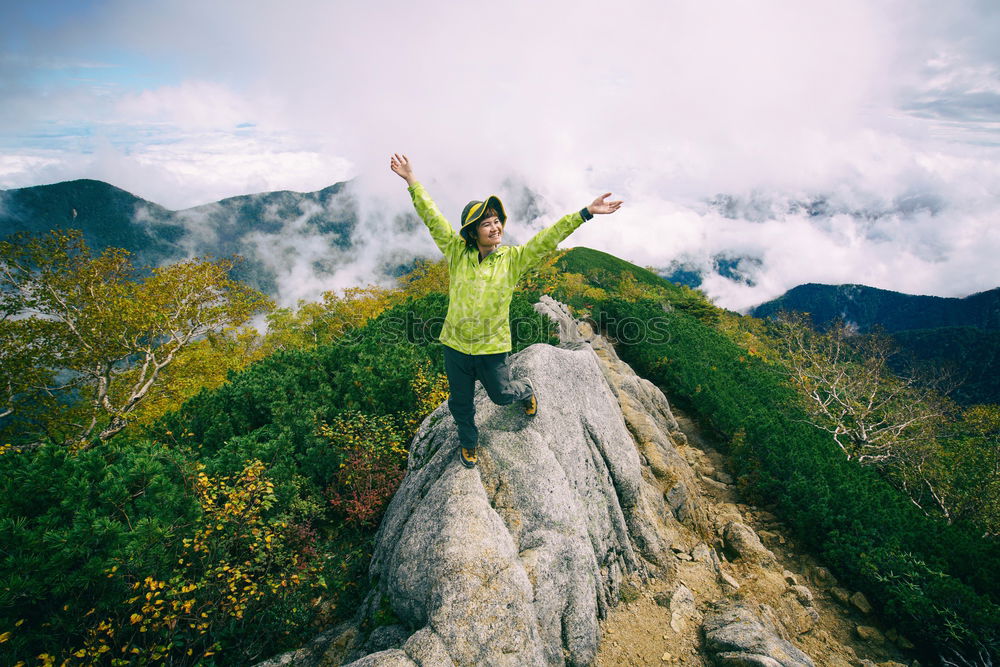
[0,179,357,294]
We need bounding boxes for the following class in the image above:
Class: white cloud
[115,80,265,129]
[2,0,999,308]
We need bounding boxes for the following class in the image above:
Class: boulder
[702,600,815,666]
[723,522,777,566]
[855,625,884,643]
[338,340,688,666]
[668,584,698,633]
[830,587,851,604]
[850,591,873,614]
[809,566,837,588]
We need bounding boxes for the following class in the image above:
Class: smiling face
[475,214,503,248]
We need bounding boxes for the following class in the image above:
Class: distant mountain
[749,283,1000,332]
[892,326,1000,406]
[0,179,186,264]
[0,179,357,294]
[750,283,1000,405]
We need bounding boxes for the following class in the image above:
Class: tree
[0,230,273,448]
[932,405,1000,535]
[260,284,400,354]
[396,256,449,297]
[768,311,949,463]
[766,310,959,519]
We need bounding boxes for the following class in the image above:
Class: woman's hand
[587,193,623,216]
[390,153,417,186]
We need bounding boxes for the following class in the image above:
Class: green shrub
[592,297,1000,661]
[0,291,559,664]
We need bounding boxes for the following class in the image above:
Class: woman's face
[475,215,503,247]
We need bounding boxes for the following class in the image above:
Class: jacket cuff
[579,206,594,221]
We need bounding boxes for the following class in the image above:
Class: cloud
[115,80,263,130]
[2,0,1000,309]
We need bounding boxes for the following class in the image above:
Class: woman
[390,153,622,468]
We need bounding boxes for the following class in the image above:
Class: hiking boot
[458,445,478,468]
[521,379,537,416]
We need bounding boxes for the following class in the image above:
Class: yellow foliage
[516,249,564,293]
[261,283,403,354]
[68,460,325,664]
[396,257,449,297]
[121,328,266,427]
[0,229,274,448]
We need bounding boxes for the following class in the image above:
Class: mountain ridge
[749,282,1000,332]
[1,178,358,295]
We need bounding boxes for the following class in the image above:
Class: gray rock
[701,475,731,490]
[809,566,837,588]
[666,481,697,525]
[850,591,873,614]
[343,650,416,667]
[669,584,698,633]
[723,522,777,566]
[714,654,784,666]
[714,470,734,485]
[348,341,686,666]
[757,529,780,545]
[777,591,818,635]
[830,587,851,604]
[707,546,741,591]
[855,625,884,643]
[788,585,814,606]
[702,601,815,666]
[260,298,713,666]
[720,569,742,591]
[401,628,454,667]
[363,625,409,654]
[255,621,360,666]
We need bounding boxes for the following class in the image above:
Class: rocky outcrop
[341,343,676,665]
[259,296,917,667]
[723,521,777,566]
[702,600,815,666]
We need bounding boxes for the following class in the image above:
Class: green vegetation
[592,296,1000,661]
[2,229,997,664]
[0,234,557,664]
[0,230,273,449]
[892,326,1000,405]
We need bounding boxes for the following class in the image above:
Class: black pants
[443,344,533,449]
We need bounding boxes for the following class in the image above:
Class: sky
[1,0,999,311]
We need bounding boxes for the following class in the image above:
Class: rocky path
[594,407,919,667]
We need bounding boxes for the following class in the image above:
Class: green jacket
[408,181,589,355]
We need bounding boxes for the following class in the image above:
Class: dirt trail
[594,405,920,667]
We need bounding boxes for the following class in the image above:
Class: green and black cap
[460,195,507,234]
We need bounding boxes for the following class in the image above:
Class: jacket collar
[468,245,509,262]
